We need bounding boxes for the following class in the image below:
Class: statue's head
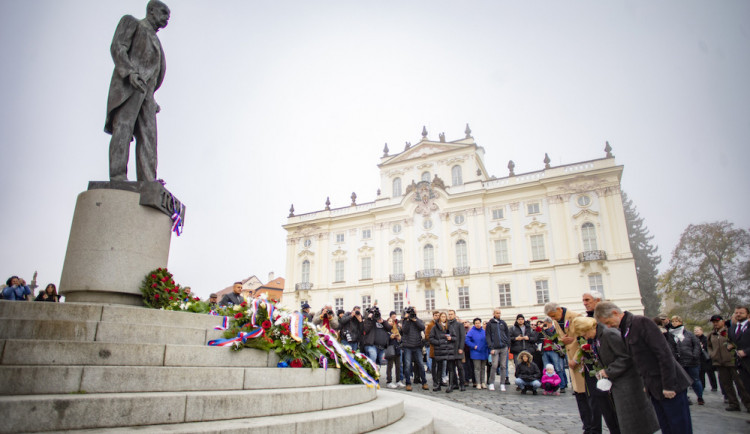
[146,0,170,31]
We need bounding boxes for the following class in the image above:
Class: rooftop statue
[104,1,170,182]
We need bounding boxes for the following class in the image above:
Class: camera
[404,306,416,318]
[367,306,381,320]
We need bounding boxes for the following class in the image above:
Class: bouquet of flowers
[140,268,207,311]
[574,337,605,377]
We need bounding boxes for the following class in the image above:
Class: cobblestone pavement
[378,366,750,433]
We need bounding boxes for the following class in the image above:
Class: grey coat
[596,324,660,434]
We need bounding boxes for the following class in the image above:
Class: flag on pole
[444,279,450,305]
[405,282,410,305]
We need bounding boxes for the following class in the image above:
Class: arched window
[455,240,468,267]
[451,165,463,186]
[301,260,310,283]
[393,177,402,198]
[392,248,403,274]
[582,222,598,251]
[423,244,435,269]
[421,171,431,182]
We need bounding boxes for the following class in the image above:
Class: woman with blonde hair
[572,316,660,434]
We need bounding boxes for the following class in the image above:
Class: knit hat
[516,314,525,320]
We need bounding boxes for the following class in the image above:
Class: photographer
[339,306,364,351]
[401,306,428,390]
[362,307,389,366]
[312,304,340,334]
[2,276,32,301]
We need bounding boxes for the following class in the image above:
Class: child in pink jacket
[541,363,561,395]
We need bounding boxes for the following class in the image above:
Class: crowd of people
[300,292,750,433]
[5,273,750,433]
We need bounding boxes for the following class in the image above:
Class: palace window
[421,171,431,182]
[455,240,468,268]
[492,208,504,220]
[392,223,402,234]
[362,229,371,239]
[393,177,402,198]
[589,273,604,296]
[392,248,403,274]
[494,239,509,264]
[335,233,345,243]
[334,260,345,282]
[527,202,540,215]
[425,289,435,311]
[393,292,404,314]
[335,298,344,312]
[361,295,372,310]
[361,257,372,280]
[303,239,312,248]
[458,286,471,309]
[530,234,546,261]
[423,244,435,269]
[581,222,598,251]
[301,260,310,283]
[451,165,463,186]
[535,280,550,304]
[454,214,465,225]
[498,283,512,307]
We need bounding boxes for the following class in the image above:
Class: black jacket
[401,317,426,349]
[515,355,541,382]
[363,318,390,348]
[485,317,510,350]
[447,319,466,360]
[429,322,455,361]
[666,328,702,367]
[219,292,243,306]
[339,312,363,344]
[509,323,538,354]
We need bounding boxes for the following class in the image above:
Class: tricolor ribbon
[564,320,570,330]
[207,332,244,347]
[214,316,229,330]
[317,333,340,368]
[170,197,184,236]
[319,355,328,370]
[319,331,378,388]
[289,312,304,342]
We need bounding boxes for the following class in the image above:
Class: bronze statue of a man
[105,1,170,182]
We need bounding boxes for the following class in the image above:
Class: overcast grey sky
[1,1,748,300]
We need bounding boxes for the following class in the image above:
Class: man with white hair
[582,290,603,317]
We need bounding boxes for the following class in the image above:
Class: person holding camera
[362,307,389,366]
[401,306,428,391]
[312,303,340,334]
[2,276,32,301]
[339,306,364,351]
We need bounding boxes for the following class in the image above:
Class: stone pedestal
[60,188,174,305]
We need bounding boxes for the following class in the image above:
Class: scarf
[669,325,685,342]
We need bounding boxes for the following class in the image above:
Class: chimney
[268,271,275,282]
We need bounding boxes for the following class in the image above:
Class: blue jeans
[683,365,703,399]
[364,345,385,366]
[542,351,567,390]
[403,347,426,385]
[515,378,541,390]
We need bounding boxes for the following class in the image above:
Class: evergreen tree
[622,191,662,316]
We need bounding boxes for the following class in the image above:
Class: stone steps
[368,398,435,434]
[32,393,405,434]
[0,301,433,433]
[0,385,376,433]
[0,365,340,395]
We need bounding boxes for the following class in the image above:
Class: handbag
[384,344,396,359]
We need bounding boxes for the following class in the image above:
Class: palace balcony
[295,282,313,291]
[389,273,405,282]
[416,269,442,279]
[578,250,607,262]
[452,267,470,276]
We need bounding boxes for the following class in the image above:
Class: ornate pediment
[524,220,547,231]
[358,245,374,254]
[292,224,321,237]
[450,229,469,238]
[573,208,599,220]
[332,248,347,257]
[413,181,440,216]
[489,224,511,235]
[380,141,470,166]
[297,249,314,258]
[417,233,439,243]
[388,237,405,246]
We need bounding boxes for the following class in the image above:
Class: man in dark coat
[105,1,170,181]
[339,306,363,351]
[401,306,428,391]
[595,301,693,434]
[447,310,466,391]
[485,308,510,391]
[728,306,750,398]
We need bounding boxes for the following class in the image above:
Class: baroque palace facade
[281,126,643,319]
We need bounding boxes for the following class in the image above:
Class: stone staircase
[0,301,433,433]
